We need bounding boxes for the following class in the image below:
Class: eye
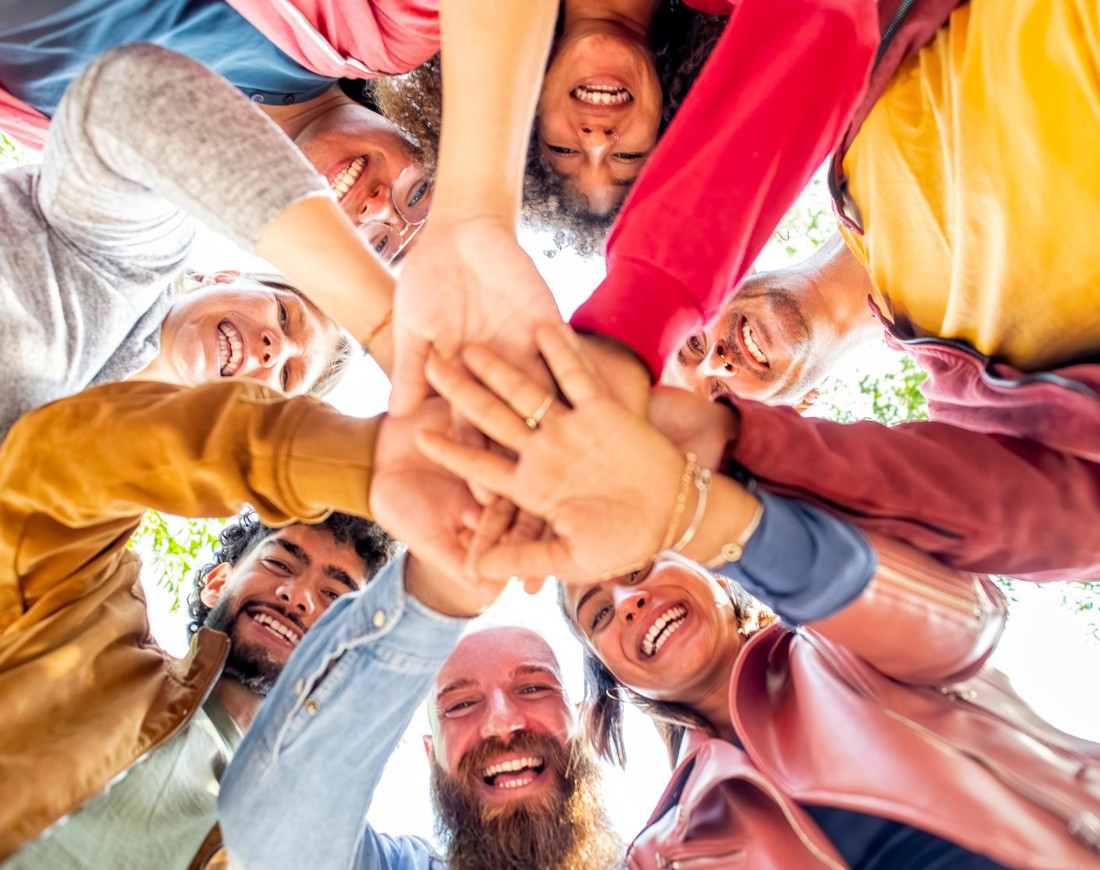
[373,233,390,257]
[322,588,342,602]
[589,603,612,631]
[444,698,478,716]
[281,363,290,391]
[546,145,578,156]
[612,152,646,161]
[407,180,429,209]
[518,683,553,696]
[278,299,289,330]
[687,334,706,354]
[263,558,291,575]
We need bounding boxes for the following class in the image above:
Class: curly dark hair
[557,573,776,767]
[186,510,396,637]
[360,0,728,258]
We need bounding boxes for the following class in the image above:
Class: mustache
[458,730,570,781]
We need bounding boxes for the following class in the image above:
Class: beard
[204,593,298,696]
[430,730,621,870]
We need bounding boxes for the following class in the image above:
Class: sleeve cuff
[571,259,704,378]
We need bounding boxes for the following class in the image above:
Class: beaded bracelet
[670,465,712,555]
[658,453,699,553]
[362,310,393,354]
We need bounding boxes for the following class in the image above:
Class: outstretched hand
[388,217,563,415]
[415,323,689,584]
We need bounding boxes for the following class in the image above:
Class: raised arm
[571,0,878,376]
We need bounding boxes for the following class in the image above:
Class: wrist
[678,474,761,567]
[403,554,484,619]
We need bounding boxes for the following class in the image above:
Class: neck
[258,84,356,142]
[561,0,662,39]
[802,234,880,351]
[211,676,263,732]
[129,349,179,385]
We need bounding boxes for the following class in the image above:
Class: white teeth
[481,756,543,778]
[571,85,632,107]
[218,322,243,377]
[641,605,688,657]
[329,156,366,202]
[251,612,301,646]
[742,321,768,365]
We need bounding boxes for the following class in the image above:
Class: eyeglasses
[359,169,432,264]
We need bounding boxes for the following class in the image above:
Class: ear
[198,270,242,288]
[794,387,820,415]
[422,735,434,760]
[200,562,231,608]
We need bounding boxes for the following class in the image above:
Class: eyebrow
[269,538,361,591]
[574,585,601,623]
[437,677,477,697]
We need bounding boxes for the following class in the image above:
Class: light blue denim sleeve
[219,551,466,870]
[715,491,876,625]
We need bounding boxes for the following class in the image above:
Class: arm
[728,399,1100,581]
[220,551,467,870]
[570,0,878,376]
[0,379,377,630]
[43,44,394,353]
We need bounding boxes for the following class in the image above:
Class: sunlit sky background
[6,127,1095,847]
[162,186,1100,847]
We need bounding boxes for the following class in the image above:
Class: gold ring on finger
[524,394,555,430]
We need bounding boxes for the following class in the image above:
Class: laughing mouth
[329,155,367,202]
[641,604,688,658]
[740,318,769,366]
[571,84,632,107]
[246,608,302,647]
[217,321,243,377]
[481,756,546,790]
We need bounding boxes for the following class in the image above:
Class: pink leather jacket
[626,534,1100,869]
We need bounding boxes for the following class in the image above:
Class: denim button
[372,610,387,629]
[304,698,321,715]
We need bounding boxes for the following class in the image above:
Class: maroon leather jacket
[625,534,1100,869]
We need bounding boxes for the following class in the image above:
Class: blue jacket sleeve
[219,551,465,870]
[716,491,876,625]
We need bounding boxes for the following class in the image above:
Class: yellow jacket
[0,380,377,860]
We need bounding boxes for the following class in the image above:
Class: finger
[521,576,548,595]
[389,330,433,416]
[503,510,546,545]
[466,497,518,581]
[459,346,564,425]
[424,353,532,451]
[534,323,606,407]
[416,430,518,500]
[476,538,571,583]
[450,413,500,505]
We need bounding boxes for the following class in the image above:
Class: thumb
[476,539,570,584]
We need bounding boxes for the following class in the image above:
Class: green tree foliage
[128,512,225,611]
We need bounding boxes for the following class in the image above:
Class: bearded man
[221,625,622,870]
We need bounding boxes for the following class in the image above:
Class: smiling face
[200,525,367,694]
[293,102,431,263]
[563,557,743,709]
[663,275,831,406]
[156,276,341,396]
[428,628,573,810]
[536,27,663,215]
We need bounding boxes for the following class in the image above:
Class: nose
[357,181,399,225]
[578,125,618,160]
[276,581,316,618]
[612,585,648,625]
[259,329,293,370]
[701,341,736,376]
[479,688,527,740]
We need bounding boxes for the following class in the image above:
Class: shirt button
[249,93,265,103]
[304,698,321,715]
[372,610,387,629]
[294,679,304,697]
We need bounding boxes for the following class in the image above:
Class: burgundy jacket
[625,534,1100,869]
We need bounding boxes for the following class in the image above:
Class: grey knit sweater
[0,44,329,440]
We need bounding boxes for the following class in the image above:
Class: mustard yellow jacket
[0,380,378,860]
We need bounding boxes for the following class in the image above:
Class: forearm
[0,380,378,617]
[430,0,558,221]
[42,44,330,261]
[571,0,878,375]
[256,195,395,360]
[730,400,1100,581]
[220,552,468,869]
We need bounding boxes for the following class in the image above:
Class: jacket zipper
[899,335,1100,401]
[876,0,920,64]
[739,776,848,870]
[655,849,746,869]
[873,563,981,616]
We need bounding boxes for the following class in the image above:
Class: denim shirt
[219,552,466,870]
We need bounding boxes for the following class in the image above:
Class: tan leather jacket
[0,380,379,862]
[627,534,1100,869]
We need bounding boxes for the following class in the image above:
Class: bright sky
[155,212,1100,849]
